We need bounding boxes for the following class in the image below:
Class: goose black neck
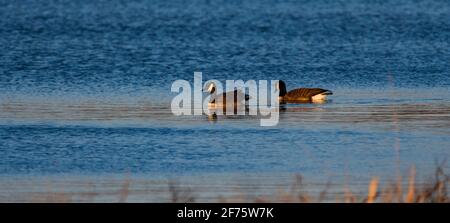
[278,80,287,97]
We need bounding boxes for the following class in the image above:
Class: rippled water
[1,0,450,201]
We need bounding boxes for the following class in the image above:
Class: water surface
[1,0,450,201]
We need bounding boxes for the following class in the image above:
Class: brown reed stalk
[405,166,416,203]
[366,177,379,203]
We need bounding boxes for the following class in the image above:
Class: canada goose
[204,82,250,108]
[276,80,333,103]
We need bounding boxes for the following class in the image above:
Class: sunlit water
[1,0,450,201]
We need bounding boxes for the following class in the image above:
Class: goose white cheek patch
[171,72,280,126]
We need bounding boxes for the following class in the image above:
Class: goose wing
[286,88,332,99]
[234,89,250,101]
[213,90,250,103]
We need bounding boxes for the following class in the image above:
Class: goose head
[275,80,288,98]
[204,82,216,94]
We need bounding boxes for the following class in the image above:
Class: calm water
[1,0,450,200]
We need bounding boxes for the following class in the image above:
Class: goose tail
[322,90,333,95]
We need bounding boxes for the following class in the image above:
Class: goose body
[209,89,250,108]
[277,80,332,103]
[204,82,250,108]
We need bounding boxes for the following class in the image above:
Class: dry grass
[168,180,195,203]
[14,165,450,203]
[118,177,131,203]
[211,165,449,203]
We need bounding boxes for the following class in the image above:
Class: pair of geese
[205,80,333,107]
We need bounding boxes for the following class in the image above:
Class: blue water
[1,0,450,183]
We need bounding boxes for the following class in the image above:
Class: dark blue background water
[1,0,450,97]
[1,0,449,181]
